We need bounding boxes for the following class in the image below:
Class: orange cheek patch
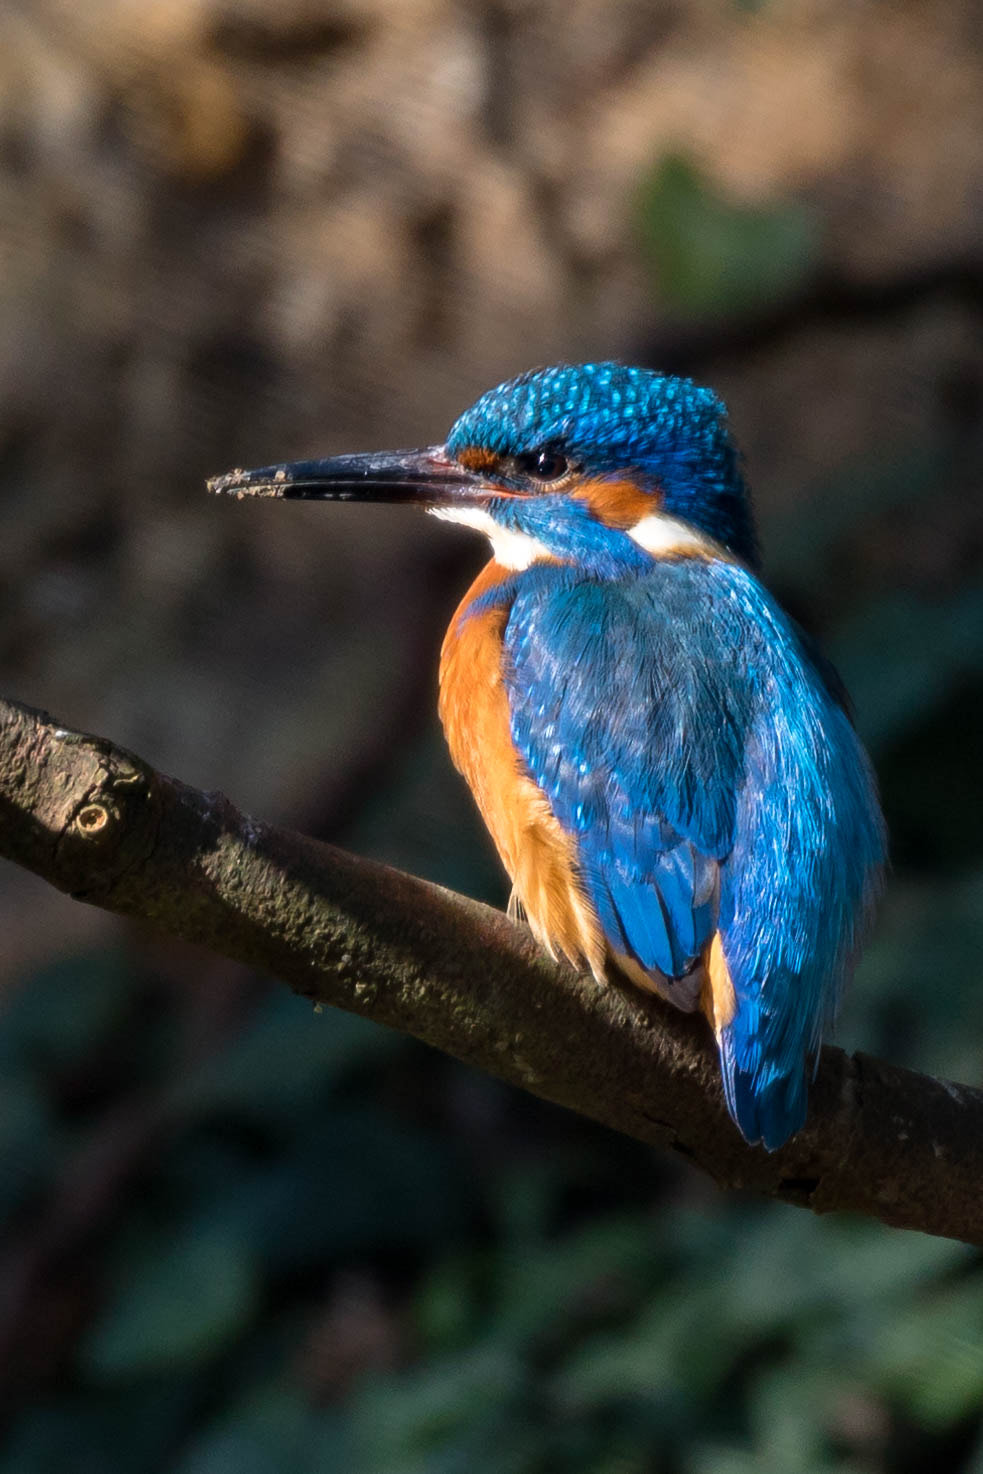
[456,446,501,473]
[572,476,659,530]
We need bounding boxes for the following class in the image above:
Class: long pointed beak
[207,445,493,506]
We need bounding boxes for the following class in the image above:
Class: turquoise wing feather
[503,559,885,1150]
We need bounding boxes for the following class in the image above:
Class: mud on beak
[207,446,494,507]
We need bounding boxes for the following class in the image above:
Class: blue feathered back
[502,558,886,1150]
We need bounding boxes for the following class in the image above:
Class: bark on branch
[0,694,979,1245]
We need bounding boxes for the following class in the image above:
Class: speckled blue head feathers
[446,362,758,565]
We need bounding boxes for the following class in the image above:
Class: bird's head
[209,362,758,573]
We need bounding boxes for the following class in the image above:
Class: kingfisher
[210,362,886,1150]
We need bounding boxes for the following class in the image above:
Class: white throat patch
[428,506,552,570]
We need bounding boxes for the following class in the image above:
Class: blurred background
[1,1,983,1469]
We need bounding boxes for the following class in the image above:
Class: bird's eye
[514,449,570,482]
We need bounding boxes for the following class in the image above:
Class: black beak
[207,445,492,506]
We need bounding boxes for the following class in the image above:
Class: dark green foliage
[636,155,819,316]
[3,756,982,1473]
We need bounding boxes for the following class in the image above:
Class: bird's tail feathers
[717,1018,808,1152]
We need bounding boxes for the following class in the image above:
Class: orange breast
[437,560,606,978]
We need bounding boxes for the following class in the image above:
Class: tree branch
[1,693,980,1245]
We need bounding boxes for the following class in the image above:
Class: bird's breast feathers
[438,559,607,976]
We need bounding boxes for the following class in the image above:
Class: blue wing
[504,560,885,1150]
[505,570,740,985]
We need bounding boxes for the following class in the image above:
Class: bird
[209,362,886,1151]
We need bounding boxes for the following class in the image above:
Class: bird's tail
[717,1014,809,1152]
